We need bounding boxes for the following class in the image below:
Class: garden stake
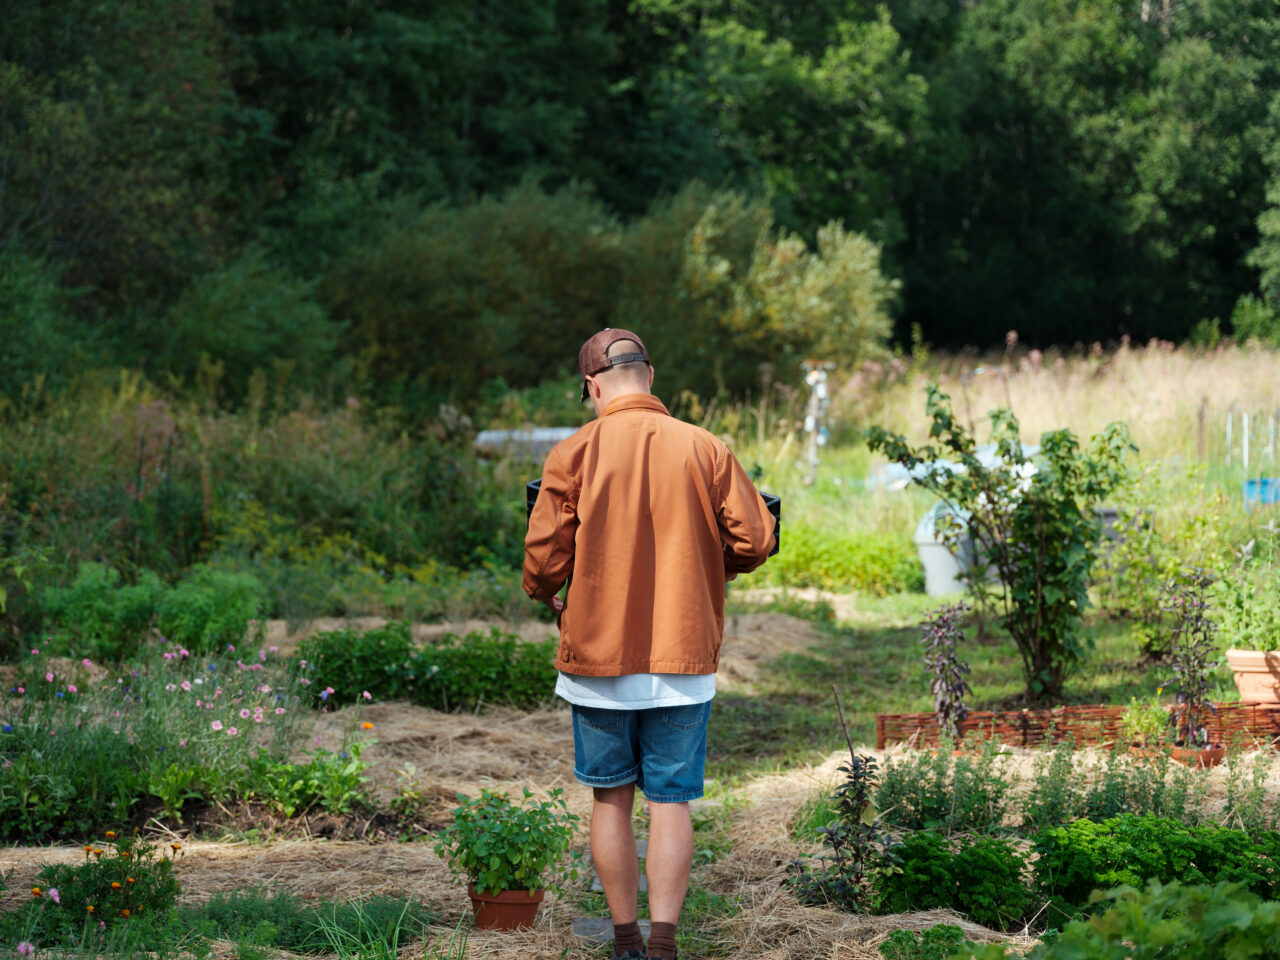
[832,685,857,767]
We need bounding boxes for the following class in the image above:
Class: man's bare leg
[592,784,640,924]
[645,800,693,959]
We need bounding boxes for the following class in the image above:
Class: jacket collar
[602,393,670,418]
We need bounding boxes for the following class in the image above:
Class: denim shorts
[570,701,712,803]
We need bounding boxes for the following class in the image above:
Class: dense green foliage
[867,385,1135,700]
[878,924,978,960]
[299,623,559,712]
[758,524,923,594]
[876,739,1013,834]
[1033,813,1280,914]
[876,832,1032,931]
[5,0,1280,416]
[968,881,1280,960]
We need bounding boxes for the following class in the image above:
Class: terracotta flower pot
[1225,649,1280,705]
[1169,745,1225,768]
[468,885,544,930]
[1127,745,1166,761]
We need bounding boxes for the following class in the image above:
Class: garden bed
[876,701,1280,750]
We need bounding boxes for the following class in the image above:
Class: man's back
[523,393,775,677]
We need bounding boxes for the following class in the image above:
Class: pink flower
[300,678,311,686]
[269,645,278,653]
[253,715,263,723]
[324,686,334,695]
[162,652,173,660]
[227,645,235,653]
[239,709,250,719]
[179,739,187,747]
[275,707,285,715]
[362,691,372,701]
[17,942,35,956]
[81,658,92,667]
[44,673,54,683]
[195,699,203,707]
[257,684,272,694]
[30,649,38,656]
[227,726,238,736]
[211,720,223,731]
[67,686,77,694]
[48,887,60,904]
[300,660,307,668]
[179,648,190,657]
[181,681,192,692]
[165,683,176,691]
[16,687,23,694]
[258,650,267,662]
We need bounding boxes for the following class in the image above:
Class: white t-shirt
[555,671,715,709]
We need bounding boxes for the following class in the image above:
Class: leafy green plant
[156,564,267,655]
[866,384,1135,701]
[755,524,923,594]
[301,623,558,712]
[1214,554,1280,652]
[146,762,208,823]
[1032,813,1280,919]
[1120,695,1168,748]
[876,832,1030,931]
[968,881,1280,960]
[309,897,431,960]
[244,744,373,817]
[879,924,978,960]
[41,563,166,661]
[434,788,579,895]
[786,754,893,910]
[28,831,182,939]
[876,738,1015,834]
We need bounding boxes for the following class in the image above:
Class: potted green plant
[1217,555,1280,707]
[1120,693,1168,758]
[434,787,579,930]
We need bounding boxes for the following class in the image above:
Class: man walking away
[524,329,776,960]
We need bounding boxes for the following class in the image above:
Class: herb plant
[786,754,893,910]
[879,925,978,960]
[921,602,971,739]
[876,737,1015,835]
[867,384,1135,701]
[1120,694,1168,748]
[1162,571,1221,747]
[434,788,579,895]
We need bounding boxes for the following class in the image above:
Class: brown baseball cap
[578,328,649,401]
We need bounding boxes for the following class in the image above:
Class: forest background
[4,0,1280,648]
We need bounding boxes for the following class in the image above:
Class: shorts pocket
[661,703,708,731]
[575,705,625,733]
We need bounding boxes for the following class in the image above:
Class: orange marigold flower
[119,851,130,858]
[127,878,135,884]
[120,909,130,918]
[31,887,41,897]
[111,882,121,889]
[87,906,95,913]
[93,848,103,856]
[171,842,182,850]
[105,830,116,839]
[361,722,374,730]
[83,845,92,853]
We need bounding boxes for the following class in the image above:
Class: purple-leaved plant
[1163,569,1221,748]
[922,602,972,741]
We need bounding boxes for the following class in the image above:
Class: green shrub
[160,248,341,404]
[876,740,1014,834]
[155,564,267,654]
[968,881,1280,960]
[243,744,373,817]
[1032,814,1280,917]
[876,832,1030,931]
[757,524,923,594]
[300,623,558,712]
[867,385,1135,701]
[41,562,166,660]
[28,833,181,939]
[878,924,978,960]
[0,246,85,403]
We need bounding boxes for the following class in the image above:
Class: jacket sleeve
[523,446,579,602]
[715,447,776,575]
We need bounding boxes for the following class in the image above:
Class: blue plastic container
[1243,478,1280,508]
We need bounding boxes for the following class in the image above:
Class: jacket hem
[558,661,719,677]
